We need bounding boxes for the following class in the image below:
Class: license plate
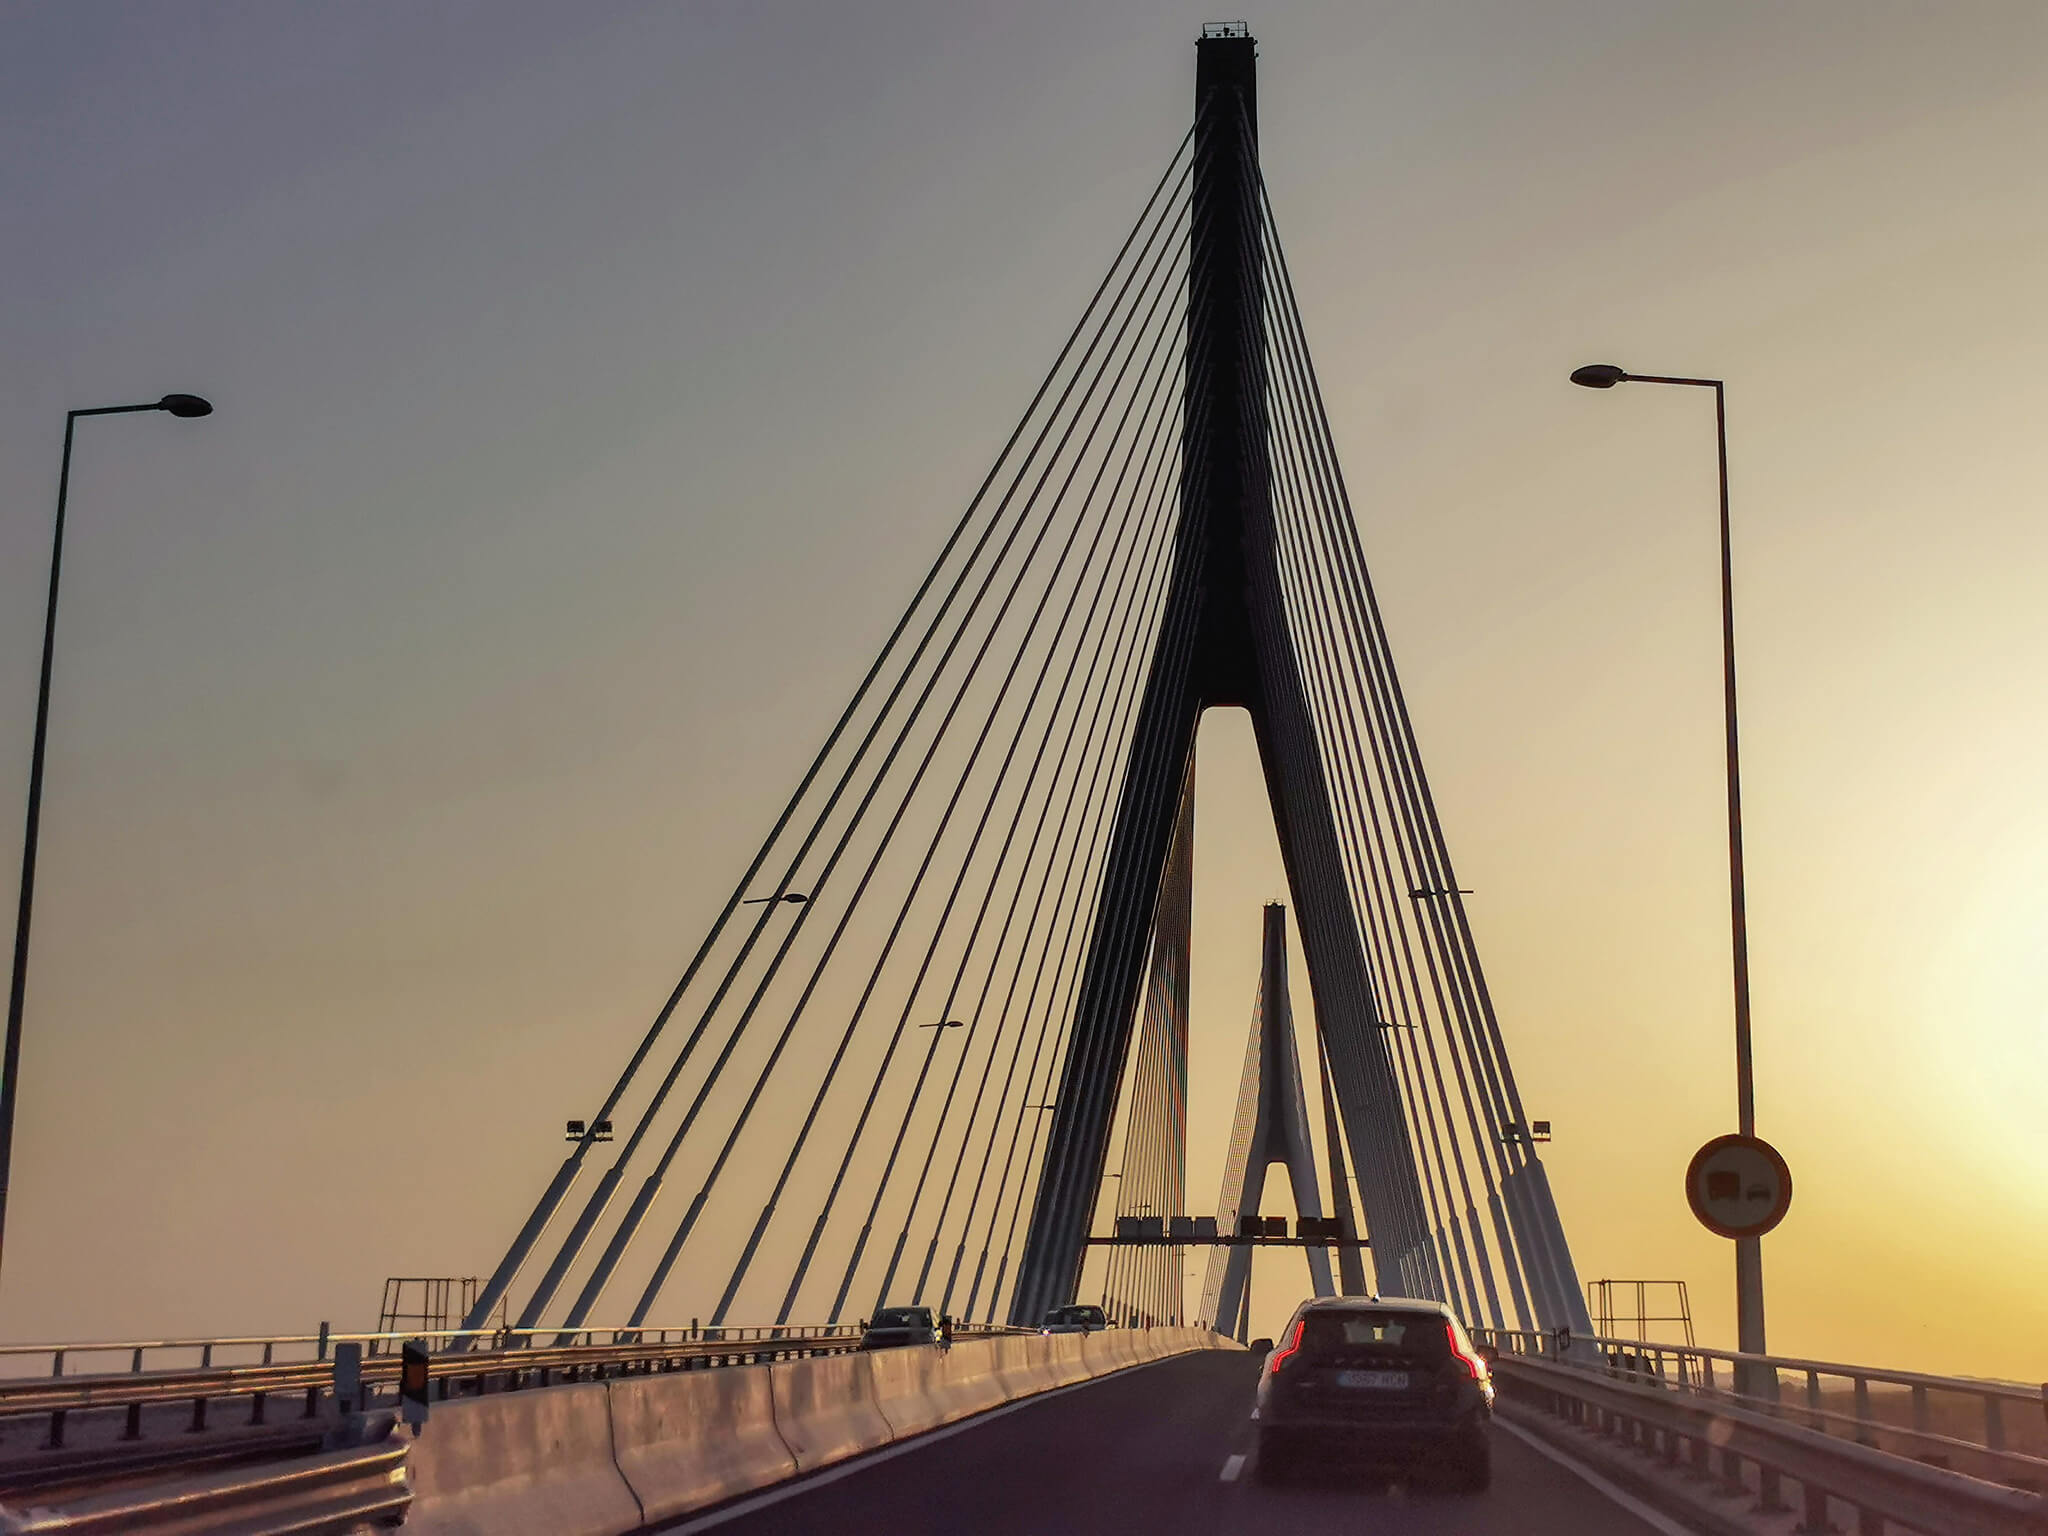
[1335,1370,1409,1390]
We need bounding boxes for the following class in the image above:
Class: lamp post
[1570,362,1768,1367]
[2,395,214,1284]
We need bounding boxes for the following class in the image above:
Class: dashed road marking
[1497,1418,1696,1536]
[1219,1453,1246,1482]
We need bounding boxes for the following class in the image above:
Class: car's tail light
[1267,1319,1305,1376]
[1447,1324,1489,1382]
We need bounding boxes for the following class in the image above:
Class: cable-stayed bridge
[4,26,2037,1536]
[455,24,1590,1354]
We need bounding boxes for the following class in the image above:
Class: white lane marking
[1219,1453,1246,1482]
[1497,1418,1696,1536]
[660,1355,1196,1533]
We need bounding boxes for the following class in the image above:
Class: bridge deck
[660,1351,1674,1535]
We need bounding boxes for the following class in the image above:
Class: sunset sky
[3,2,2044,1382]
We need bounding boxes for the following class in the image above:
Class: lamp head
[1569,365,1627,390]
[158,394,214,418]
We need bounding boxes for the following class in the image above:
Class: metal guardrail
[1475,1327,2048,1472]
[0,1321,869,1381]
[0,1320,1035,1461]
[0,1428,409,1534]
[0,1318,1029,1382]
[1490,1350,2048,1536]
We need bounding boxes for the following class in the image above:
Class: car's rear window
[1051,1306,1104,1325]
[873,1308,931,1327]
[1298,1310,1451,1362]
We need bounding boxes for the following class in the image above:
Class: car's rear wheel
[1445,1435,1491,1492]
[1253,1432,1292,1485]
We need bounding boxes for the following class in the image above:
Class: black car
[859,1305,942,1350]
[1041,1304,1108,1335]
[1252,1296,1494,1490]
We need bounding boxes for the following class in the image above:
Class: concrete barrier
[923,1338,1010,1423]
[865,1343,947,1439]
[408,1328,1233,1536]
[1040,1330,1091,1388]
[406,1382,641,1536]
[1081,1328,1140,1375]
[991,1333,1059,1397]
[770,1352,893,1471]
[610,1363,796,1524]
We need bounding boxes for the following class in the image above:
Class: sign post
[400,1340,431,1432]
[1685,1134,1792,1241]
[1686,1133,1791,1399]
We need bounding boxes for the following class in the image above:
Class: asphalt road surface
[666,1350,1680,1535]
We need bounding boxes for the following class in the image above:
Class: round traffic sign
[1685,1134,1792,1239]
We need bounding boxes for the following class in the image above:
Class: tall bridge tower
[1011,28,1438,1324]
[1198,904,1335,1338]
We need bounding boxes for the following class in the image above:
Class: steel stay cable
[1104,897,1172,1320]
[1258,363,1467,1299]
[517,141,1201,1332]
[1024,108,1274,1293]
[789,377,1188,1324]
[1262,342,1496,1324]
[1207,141,1429,1289]
[701,229,1199,1326]
[976,330,1217,1326]
[911,255,1223,1322]
[609,191,1201,1330]
[704,225,1196,1327]
[1209,137,1408,1274]
[1269,315,1563,1323]
[987,381,1219,1324]
[792,269,1197,1322]
[759,292,1196,1325]
[1252,186,1539,1319]
[918,489,1183,1325]
[888,450,1183,1321]
[975,431,1217,1325]
[845,411,1201,1325]
[1252,173,1526,1184]
[1248,228,1487,1317]
[878,318,1201,1314]
[1131,825,1190,1324]
[1235,131,1461,1208]
[1245,252,1523,1228]
[1219,124,1442,1293]
[1108,949,1172,1319]
[918,413,1202,1323]
[1251,211,1506,1309]
[999,115,1238,1311]
[460,132,1200,1343]
[958,438,1213,1327]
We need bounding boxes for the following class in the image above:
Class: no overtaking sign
[1685,1133,1792,1239]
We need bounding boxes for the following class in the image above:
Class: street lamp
[1570,361,1768,1363]
[742,891,809,907]
[3,394,215,1284]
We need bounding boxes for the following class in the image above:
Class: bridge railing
[1486,1346,2048,1534]
[0,1316,1029,1385]
[0,1321,953,1469]
[0,1320,881,1383]
[1474,1327,2048,1474]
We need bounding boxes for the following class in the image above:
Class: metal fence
[1476,1328,2048,1498]
[0,1318,1026,1475]
[1487,1347,2048,1536]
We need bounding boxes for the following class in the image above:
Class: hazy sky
[3,2,2045,1380]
